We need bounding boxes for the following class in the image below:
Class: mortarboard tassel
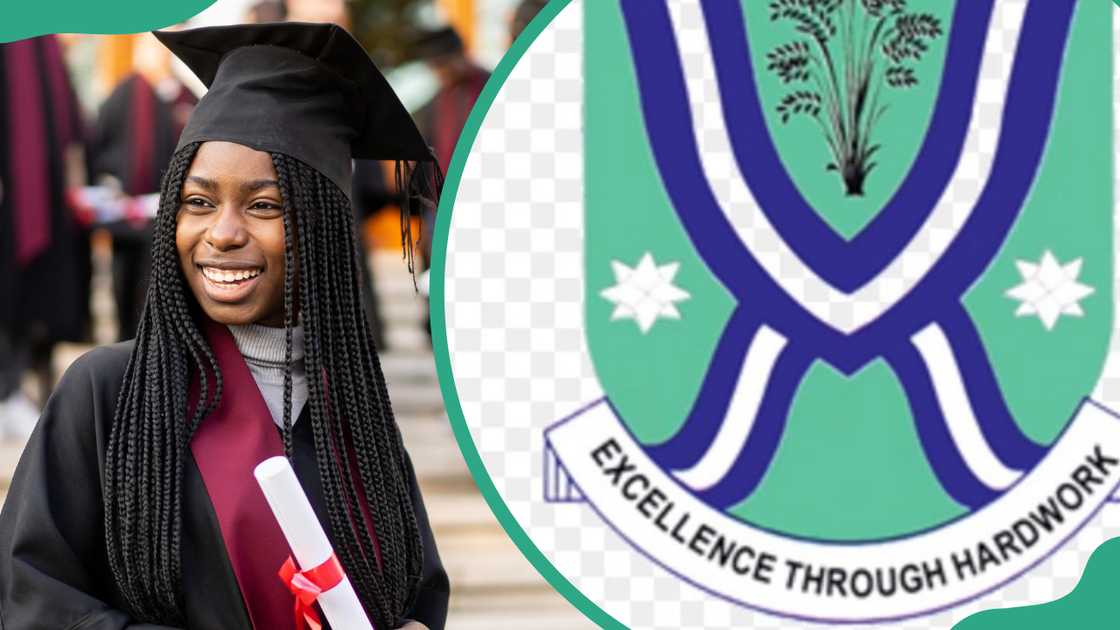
[395,149,444,291]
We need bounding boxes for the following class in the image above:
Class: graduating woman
[0,23,447,630]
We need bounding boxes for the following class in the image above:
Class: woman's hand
[397,621,429,630]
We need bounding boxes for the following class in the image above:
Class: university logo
[542,0,1120,622]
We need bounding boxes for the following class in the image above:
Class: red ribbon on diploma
[278,554,345,630]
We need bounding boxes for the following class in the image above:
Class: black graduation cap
[153,22,434,197]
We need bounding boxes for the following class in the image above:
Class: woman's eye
[182,197,213,211]
[249,201,283,216]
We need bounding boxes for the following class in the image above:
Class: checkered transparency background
[443,3,1120,628]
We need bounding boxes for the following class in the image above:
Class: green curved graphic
[954,535,1120,629]
[430,1,1120,627]
[0,0,214,42]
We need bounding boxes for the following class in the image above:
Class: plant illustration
[766,0,943,196]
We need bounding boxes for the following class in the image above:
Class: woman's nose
[205,205,249,251]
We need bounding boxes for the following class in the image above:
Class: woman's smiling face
[176,141,288,327]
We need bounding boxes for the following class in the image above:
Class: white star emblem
[600,252,691,334]
[1005,250,1094,331]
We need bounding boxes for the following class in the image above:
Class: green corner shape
[1,0,215,43]
[955,536,1120,628]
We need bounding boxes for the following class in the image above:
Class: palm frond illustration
[766,0,943,196]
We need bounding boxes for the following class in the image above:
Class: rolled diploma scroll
[254,456,374,630]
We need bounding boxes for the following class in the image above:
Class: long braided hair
[103,142,427,628]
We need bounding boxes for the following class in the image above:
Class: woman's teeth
[202,267,262,284]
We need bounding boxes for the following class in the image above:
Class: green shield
[584,0,1113,542]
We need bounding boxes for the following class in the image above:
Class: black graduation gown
[0,38,91,344]
[0,341,449,630]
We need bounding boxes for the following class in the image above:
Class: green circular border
[431,4,1120,628]
[428,1,624,628]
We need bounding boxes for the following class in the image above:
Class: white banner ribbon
[545,399,1120,622]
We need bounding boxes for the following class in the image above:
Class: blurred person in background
[245,0,286,23]
[413,25,489,178]
[509,0,548,44]
[0,36,89,439]
[88,32,198,341]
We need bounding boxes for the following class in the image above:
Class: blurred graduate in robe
[0,23,446,629]
[0,35,89,439]
[89,33,198,342]
[412,26,490,179]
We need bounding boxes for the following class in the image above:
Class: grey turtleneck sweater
[227,323,308,427]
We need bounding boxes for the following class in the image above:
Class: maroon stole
[189,321,294,629]
[4,39,50,266]
[40,36,79,152]
[3,36,80,266]
[189,321,389,628]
